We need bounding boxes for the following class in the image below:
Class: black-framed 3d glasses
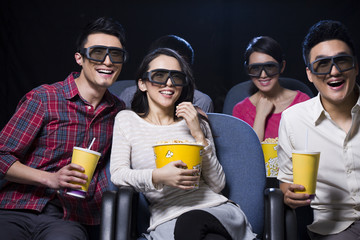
[142,69,188,87]
[246,62,281,78]
[80,45,128,64]
[308,54,356,75]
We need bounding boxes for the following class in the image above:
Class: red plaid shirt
[0,72,124,225]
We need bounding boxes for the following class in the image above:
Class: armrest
[264,188,285,240]
[100,190,118,240]
[285,204,297,240]
[264,188,297,240]
[115,186,139,240]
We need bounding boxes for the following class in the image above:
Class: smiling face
[75,33,124,90]
[248,52,284,92]
[138,54,183,112]
[306,39,358,109]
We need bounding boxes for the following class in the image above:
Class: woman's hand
[253,95,275,141]
[280,182,311,209]
[46,163,88,190]
[176,102,207,146]
[152,160,200,190]
[255,95,275,117]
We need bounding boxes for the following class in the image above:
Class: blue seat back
[108,80,136,97]
[222,77,315,115]
[207,113,266,236]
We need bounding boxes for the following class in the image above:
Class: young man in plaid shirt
[0,17,126,239]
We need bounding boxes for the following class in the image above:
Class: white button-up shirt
[277,87,360,235]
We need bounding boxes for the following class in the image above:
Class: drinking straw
[305,128,308,151]
[88,137,96,150]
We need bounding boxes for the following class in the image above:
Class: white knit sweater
[110,110,228,231]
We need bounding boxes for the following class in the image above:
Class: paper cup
[261,143,279,177]
[292,150,320,199]
[66,147,101,198]
[153,143,204,188]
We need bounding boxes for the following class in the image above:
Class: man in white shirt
[278,20,360,239]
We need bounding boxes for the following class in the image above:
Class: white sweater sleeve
[110,113,157,192]
[199,121,226,193]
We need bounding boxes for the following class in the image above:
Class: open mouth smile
[327,79,345,88]
[160,90,174,96]
[97,69,114,75]
[258,79,271,86]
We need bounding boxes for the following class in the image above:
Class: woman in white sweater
[110,48,256,240]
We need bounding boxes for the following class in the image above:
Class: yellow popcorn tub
[153,142,204,169]
[261,138,279,177]
[153,142,204,189]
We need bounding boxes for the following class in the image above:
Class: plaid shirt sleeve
[0,90,45,177]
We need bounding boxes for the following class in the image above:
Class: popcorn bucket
[261,143,279,177]
[153,143,204,188]
[153,143,204,169]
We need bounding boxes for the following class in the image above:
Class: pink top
[232,91,310,139]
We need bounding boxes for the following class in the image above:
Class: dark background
[1,0,360,129]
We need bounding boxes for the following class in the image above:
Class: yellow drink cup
[153,143,204,188]
[66,147,101,198]
[292,150,320,199]
[261,143,278,177]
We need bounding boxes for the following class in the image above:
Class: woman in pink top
[233,36,310,141]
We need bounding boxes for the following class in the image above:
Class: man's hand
[5,161,88,190]
[46,163,88,190]
[280,182,312,209]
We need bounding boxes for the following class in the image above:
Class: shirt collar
[313,84,360,125]
[352,84,360,113]
[63,72,80,100]
[312,93,325,125]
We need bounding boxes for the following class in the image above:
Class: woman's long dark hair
[131,48,195,118]
[244,36,284,65]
